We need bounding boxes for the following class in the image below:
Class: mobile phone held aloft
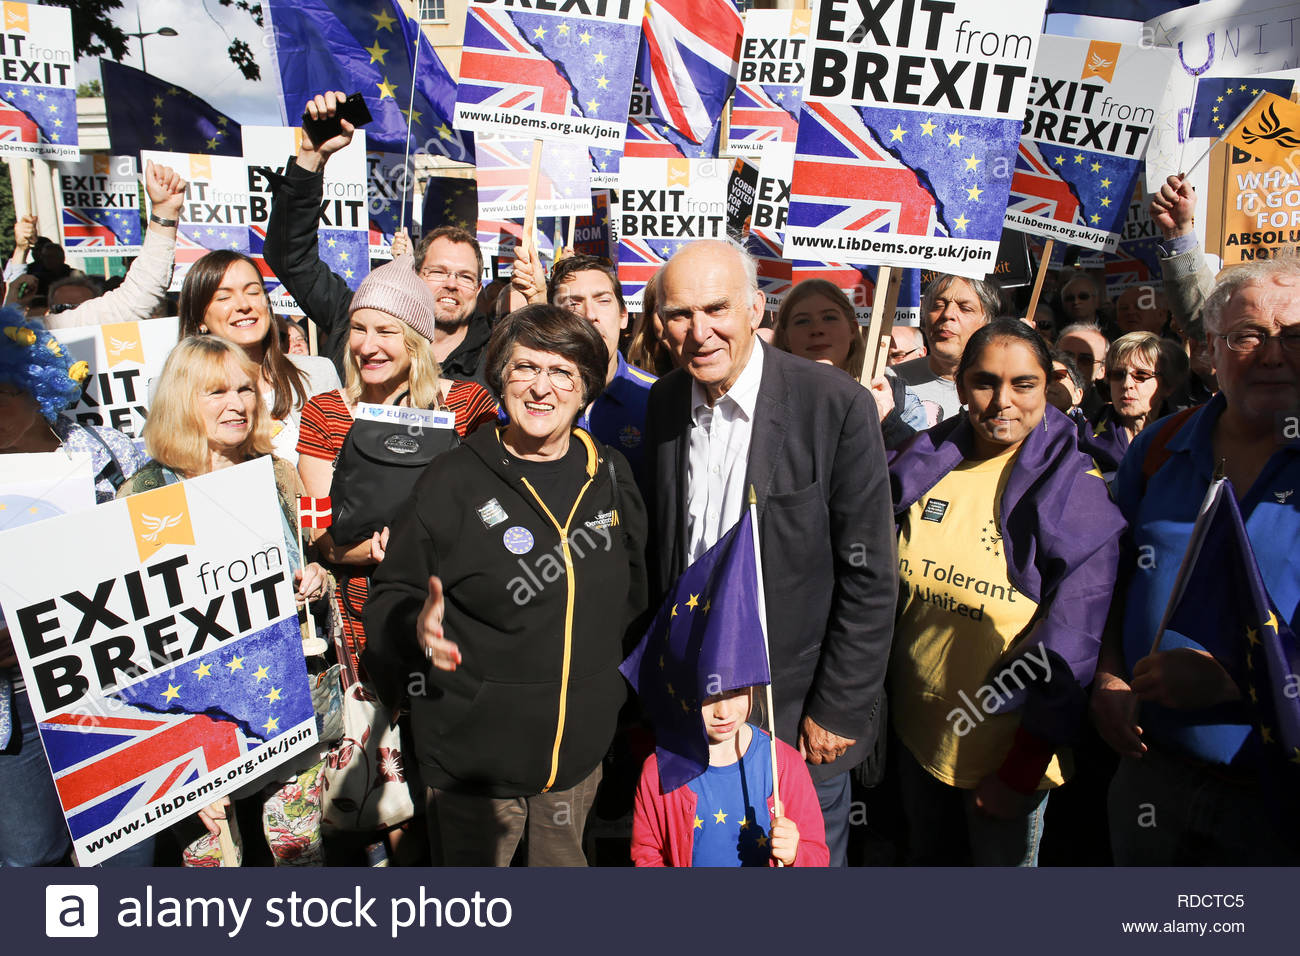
[301,93,373,144]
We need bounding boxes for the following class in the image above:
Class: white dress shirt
[685,340,764,563]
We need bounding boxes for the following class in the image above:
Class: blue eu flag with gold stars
[1189,77,1297,139]
[620,507,771,792]
[1159,478,1300,784]
[100,60,242,158]
[267,0,473,163]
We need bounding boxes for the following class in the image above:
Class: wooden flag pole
[859,266,901,385]
[521,139,545,276]
[23,159,35,219]
[566,214,577,256]
[1024,238,1055,322]
[746,487,782,850]
[216,817,239,867]
[397,16,423,236]
[307,318,320,357]
[295,499,319,646]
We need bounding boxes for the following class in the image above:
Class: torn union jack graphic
[459,8,576,118]
[62,209,125,247]
[41,708,250,841]
[1009,141,1084,225]
[476,138,592,218]
[729,83,801,148]
[788,103,942,238]
[0,100,38,145]
[747,228,792,305]
[617,235,669,309]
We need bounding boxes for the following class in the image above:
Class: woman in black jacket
[364,305,647,866]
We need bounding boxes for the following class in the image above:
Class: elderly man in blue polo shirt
[1092,257,1300,864]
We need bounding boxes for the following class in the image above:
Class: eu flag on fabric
[1189,77,1297,139]
[422,175,478,234]
[0,85,74,151]
[100,60,241,158]
[1160,478,1300,773]
[266,0,473,163]
[620,508,771,793]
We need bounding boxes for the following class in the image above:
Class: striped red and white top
[296,382,497,670]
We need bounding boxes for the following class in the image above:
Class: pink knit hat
[348,254,437,341]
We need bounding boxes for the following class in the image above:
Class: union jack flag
[459,8,577,118]
[624,78,721,160]
[638,0,743,146]
[746,228,791,305]
[476,138,592,218]
[38,615,314,848]
[0,100,38,145]
[477,217,556,265]
[42,708,250,841]
[1105,243,1157,292]
[789,103,943,238]
[171,225,249,290]
[729,83,801,148]
[62,209,128,248]
[617,235,671,308]
[1009,140,1085,225]
[792,260,874,311]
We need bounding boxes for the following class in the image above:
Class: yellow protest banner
[1224,93,1300,168]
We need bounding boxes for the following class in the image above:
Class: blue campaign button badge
[502,526,535,555]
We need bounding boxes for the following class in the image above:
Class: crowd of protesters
[0,90,1296,869]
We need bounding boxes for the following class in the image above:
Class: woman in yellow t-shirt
[887,319,1124,866]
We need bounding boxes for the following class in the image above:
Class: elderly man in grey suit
[643,239,897,865]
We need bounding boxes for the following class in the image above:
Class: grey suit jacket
[644,341,898,779]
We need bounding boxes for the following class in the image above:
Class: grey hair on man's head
[920,274,1000,322]
[659,238,762,313]
[1201,258,1300,333]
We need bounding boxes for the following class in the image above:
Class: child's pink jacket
[630,735,830,867]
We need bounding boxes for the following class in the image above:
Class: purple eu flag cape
[620,507,770,793]
[1157,477,1300,769]
[889,406,1125,743]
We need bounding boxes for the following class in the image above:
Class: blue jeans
[897,744,1049,866]
[1108,749,1300,865]
[0,684,71,866]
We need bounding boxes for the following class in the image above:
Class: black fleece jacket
[363,425,648,798]
[262,156,494,390]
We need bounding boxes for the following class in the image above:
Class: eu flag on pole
[100,60,241,158]
[266,0,473,163]
[1189,77,1297,139]
[620,508,771,792]
[1158,478,1300,773]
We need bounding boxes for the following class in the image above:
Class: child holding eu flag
[621,507,827,866]
[631,685,827,866]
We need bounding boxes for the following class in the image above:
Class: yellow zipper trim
[518,429,601,793]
